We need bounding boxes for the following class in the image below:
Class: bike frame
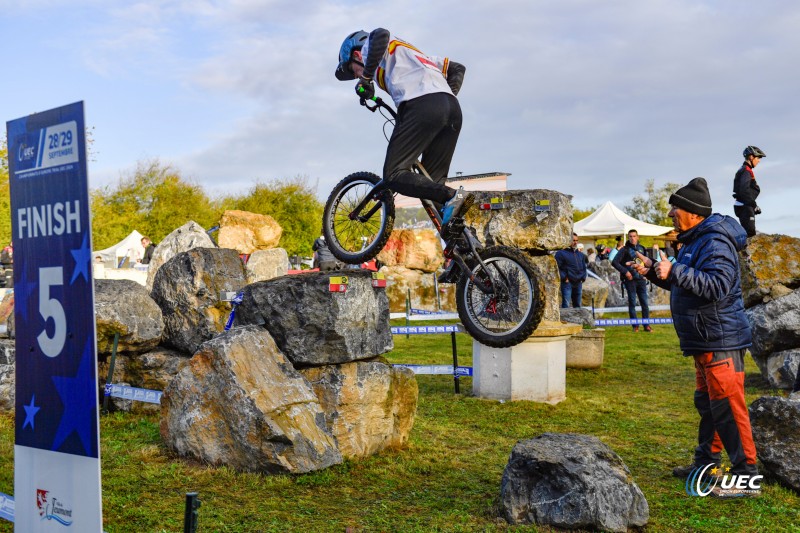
[348,96,495,294]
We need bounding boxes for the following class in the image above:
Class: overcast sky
[2,0,798,236]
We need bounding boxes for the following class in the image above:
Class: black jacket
[732,164,760,208]
[612,242,647,281]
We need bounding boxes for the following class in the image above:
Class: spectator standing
[612,229,651,332]
[587,247,597,263]
[140,237,156,265]
[631,177,758,498]
[733,145,766,237]
[555,233,588,308]
[0,243,12,268]
[313,233,341,272]
[608,235,624,263]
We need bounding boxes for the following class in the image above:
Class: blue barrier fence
[595,318,673,326]
[0,492,14,523]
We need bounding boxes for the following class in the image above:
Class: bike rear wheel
[456,246,544,348]
[323,171,395,264]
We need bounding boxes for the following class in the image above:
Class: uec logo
[685,463,763,497]
[17,143,36,162]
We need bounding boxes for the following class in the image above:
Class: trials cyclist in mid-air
[335,28,472,232]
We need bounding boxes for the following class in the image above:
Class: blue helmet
[335,30,368,81]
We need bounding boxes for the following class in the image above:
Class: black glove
[355,77,375,100]
[754,206,762,215]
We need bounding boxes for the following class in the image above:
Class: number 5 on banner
[38,266,66,358]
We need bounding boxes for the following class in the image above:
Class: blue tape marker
[0,492,14,523]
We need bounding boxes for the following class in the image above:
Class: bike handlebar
[359,94,397,119]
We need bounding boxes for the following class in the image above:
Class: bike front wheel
[323,171,395,264]
[456,246,544,348]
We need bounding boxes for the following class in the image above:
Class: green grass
[1,322,798,532]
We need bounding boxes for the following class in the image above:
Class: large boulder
[739,234,800,308]
[589,260,626,308]
[464,189,573,252]
[581,276,609,309]
[299,359,418,458]
[749,396,800,492]
[245,248,289,284]
[95,279,164,354]
[151,248,247,355]
[559,307,595,328]
[217,210,282,255]
[377,229,444,273]
[751,349,800,390]
[146,221,217,289]
[746,288,800,358]
[523,253,561,323]
[160,326,342,474]
[381,265,455,313]
[233,270,393,366]
[0,339,14,412]
[500,433,649,531]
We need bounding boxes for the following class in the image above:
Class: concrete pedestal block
[566,328,605,369]
[472,321,581,404]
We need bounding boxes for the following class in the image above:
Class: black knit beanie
[669,177,712,217]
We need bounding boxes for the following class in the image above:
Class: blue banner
[391,325,463,335]
[594,318,673,326]
[0,492,14,523]
[8,102,103,532]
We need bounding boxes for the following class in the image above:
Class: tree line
[0,145,322,257]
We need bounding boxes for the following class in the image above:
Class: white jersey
[363,33,454,107]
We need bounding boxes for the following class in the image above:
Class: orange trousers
[693,350,758,475]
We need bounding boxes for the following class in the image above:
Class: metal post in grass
[405,288,411,339]
[101,332,120,415]
[184,492,201,533]
[434,272,441,312]
[451,331,460,394]
[592,296,595,319]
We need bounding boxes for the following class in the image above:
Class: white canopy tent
[93,230,146,266]
[573,201,673,239]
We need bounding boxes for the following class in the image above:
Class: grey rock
[245,248,289,284]
[751,349,800,390]
[746,288,800,358]
[559,307,595,328]
[95,279,164,354]
[464,189,573,252]
[739,234,800,308]
[523,253,560,323]
[581,277,609,309]
[749,396,800,492]
[233,270,393,366]
[500,433,649,532]
[0,339,15,412]
[160,325,342,474]
[145,221,217,290]
[151,247,247,355]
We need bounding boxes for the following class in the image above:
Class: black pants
[383,92,462,205]
[623,278,649,330]
[734,205,756,237]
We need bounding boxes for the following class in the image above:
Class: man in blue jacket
[555,233,588,308]
[631,178,759,498]
[612,229,651,332]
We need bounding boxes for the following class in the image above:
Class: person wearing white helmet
[732,145,766,237]
[335,29,471,228]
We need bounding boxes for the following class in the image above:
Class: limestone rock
[749,396,800,492]
[151,248,247,355]
[740,233,800,308]
[746,288,800,358]
[581,277,609,309]
[464,190,573,252]
[217,210,282,255]
[559,307,595,328]
[245,248,289,283]
[750,349,800,390]
[233,270,393,366]
[522,253,561,324]
[0,339,15,412]
[160,325,342,474]
[382,265,455,313]
[377,229,443,273]
[300,359,418,458]
[589,261,626,308]
[0,292,13,327]
[500,433,649,531]
[146,221,217,289]
[95,279,164,354]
